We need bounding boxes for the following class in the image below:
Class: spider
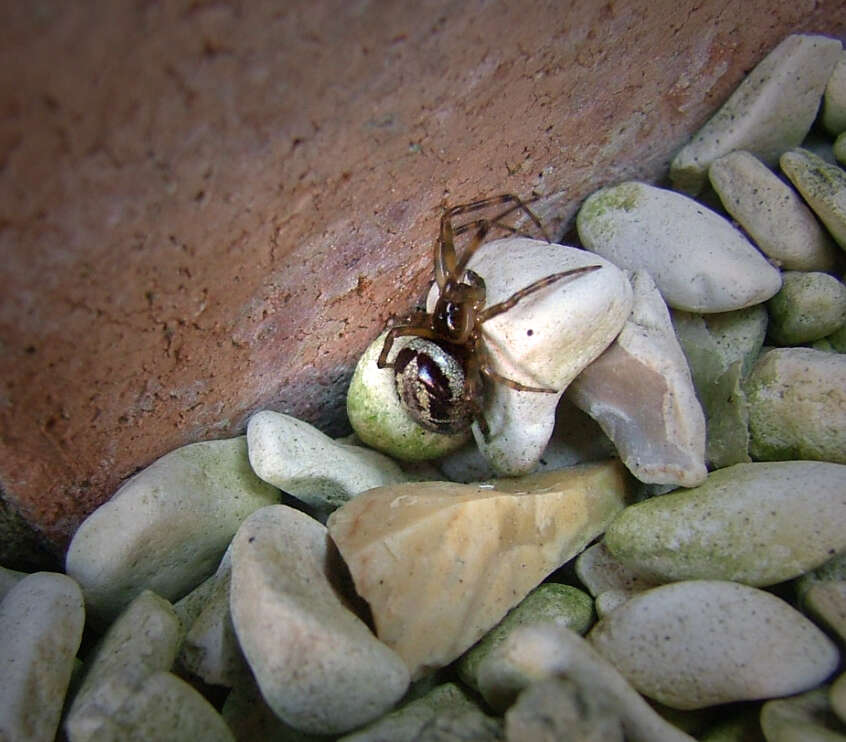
[376,194,601,439]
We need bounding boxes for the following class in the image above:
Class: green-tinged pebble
[767,271,846,345]
[761,687,846,742]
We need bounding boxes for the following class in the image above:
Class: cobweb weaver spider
[377,194,601,439]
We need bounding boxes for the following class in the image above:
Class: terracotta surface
[1,0,844,554]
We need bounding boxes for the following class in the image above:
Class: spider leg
[377,324,443,368]
[462,350,491,439]
[478,265,601,323]
[476,338,558,393]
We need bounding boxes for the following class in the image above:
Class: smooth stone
[709,150,840,270]
[505,676,624,742]
[327,461,630,679]
[66,436,279,624]
[589,580,840,710]
[761,687,846,742]
[0,573,84,742]
[823,51,846,135]
[94,670,234,742]
[229,504,409,735]
[347,329,471,461]
[836,132,846,165]
[409,707,503,741]
[247,410,407,512]
[781,148,846,248]
[804,582,846,645]
[457,582,595,692]
[0,564,25,601]
[767,271,846,344]
[568,270,707,487]
[797,552,846,603]
[172,568,219,639]
[575,542,662,617]
[178,548,246,687]
[423,237,632,476]
[577,181,782,312]
[476,623,695,742]
[605,461,846,586]
[671,306,768,467]
[832,673,846,725]
[670,34,843,194]
[744,347,846,463]
[338,683,480,742]
[823,321,846,352]
[65,590,182,742]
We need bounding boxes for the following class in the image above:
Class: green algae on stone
[836,132,846,165]
[781,147,846,248]
[347,331,469,461]
[604,461,846,587]
[767,271,846,345]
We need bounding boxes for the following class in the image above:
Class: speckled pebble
[781,147,846,249]
[567,270,706,487]
[744,347,846,463]
[760,687,846,742]
[65,436,279,624]
[588,580,840,710]
[246,409,408,512]
[0,573,85,742]
[767,271,846,345]
[709,150,840,271]
[229,504,409,735]
[823,51,846,135]
[65,590,182,742]
[670,34,843,194]
[0,564,25,602]
[457,582,594,692]
[575,542,661,617]
[803,581,846,646]
[476,623,695,742]
[605,461,846,586]
[577,181,782,312]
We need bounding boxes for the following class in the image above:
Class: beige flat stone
[327,460,630,679]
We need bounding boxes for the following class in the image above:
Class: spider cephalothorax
[377,194,600,439]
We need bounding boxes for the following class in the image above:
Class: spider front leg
[377,321,441,368]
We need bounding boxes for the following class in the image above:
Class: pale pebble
[424,237,632,476]
[832,673,846,725]
[65,590,182,742]
[823,51,846,136]
[605,461,846,586]
[671,306,768,467]
[410,707,503,741]
[767,271,846,345]
[229,504,409,735]
[744,347,846,463]
[567,270,707,487]
[589,580,840,710]
[504,676,624,742]
[476,623,695,742]
[575,541,662,614]
[798,553,846,603]
[457,582,594,692]
[709,150,840,270]
[781,148,846,249]
[338,683,479,742]
[327,461,630,679]
[0,573,84,742]
[577,181,782,312]
[760,687,846,742]
[247,410,407,512]
[836,132,846,165]
[0,564,25,601]
[178,548,246,687]
[65,436,279,624]
[670,34,843,194]
[803,581,846,646]
[347,330,471,461]
[94,670,234,742]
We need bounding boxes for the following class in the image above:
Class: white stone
[0,565,25,602]
[589,580,840,710]
[575,541,661,616]
[425,237,632,476]
[823,50,846,135]
[577,181,782,312]
[476,623,695,742]
[229,504,409,735]
[670,34,843,194]
[66,436,279,624]
[65,590,182,742]
[781,147,846,248]
[709,150,840,271]
[567,270,707,487]
[327,462,630,679]
[605,461,846,586]
[247,410,407,512]
[0,573,84,742]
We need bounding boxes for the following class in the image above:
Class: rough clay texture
[1,2,845,553]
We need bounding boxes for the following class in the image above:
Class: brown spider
[376,194,601,439]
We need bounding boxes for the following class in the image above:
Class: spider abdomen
[393,338,470,434]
